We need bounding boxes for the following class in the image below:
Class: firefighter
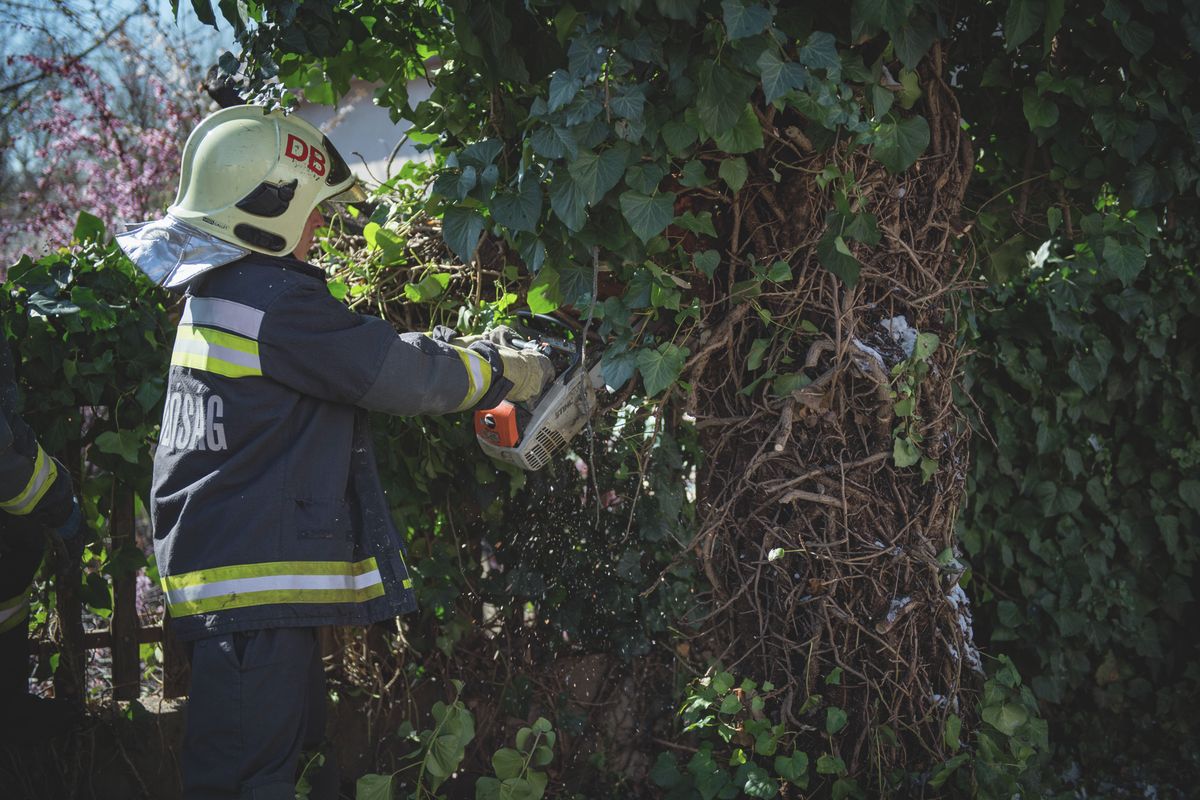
[0,334,83,740]
[116,105,553,800]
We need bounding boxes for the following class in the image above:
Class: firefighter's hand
[498,347,554,403]
[478,325,519,348]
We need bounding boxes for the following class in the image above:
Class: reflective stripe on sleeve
[171,324,263,379]
[454,348,492,411]
[0,585,32,634]
[162,557,390,617]
[181,297,264,339]
[0,443,59,516]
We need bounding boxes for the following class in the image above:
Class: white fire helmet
[168,105,367,256]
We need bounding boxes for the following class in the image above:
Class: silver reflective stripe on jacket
[171,297,264,379]
[161,556,413,617]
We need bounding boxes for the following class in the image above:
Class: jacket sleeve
[257,281,509,415]
[0,408,74,527]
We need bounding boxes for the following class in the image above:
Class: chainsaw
[473,312,604,471]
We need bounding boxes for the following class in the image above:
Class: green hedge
[961,236,1200,780]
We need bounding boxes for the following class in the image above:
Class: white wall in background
[296,78,435,186]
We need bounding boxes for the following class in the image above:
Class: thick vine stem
[684,58,976,785]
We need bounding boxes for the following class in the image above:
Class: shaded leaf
[619,191,676,242]
[871,115,930,173]
[442,206,485,263]
[722,0,773,40]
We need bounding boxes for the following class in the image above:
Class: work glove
[497,346,555,403]
[436,325,521,349]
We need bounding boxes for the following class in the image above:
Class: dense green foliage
[1,213,172,616]
[949,0,1200,788]
[961,246,1200,778]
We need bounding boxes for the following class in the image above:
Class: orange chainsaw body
[474,401,520,448]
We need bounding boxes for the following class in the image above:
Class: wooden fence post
[52,446,86,703]
[109,486,140,701]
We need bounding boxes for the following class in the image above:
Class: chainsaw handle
[511,311,582,384]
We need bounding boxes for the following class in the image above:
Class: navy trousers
[182,627,329,800]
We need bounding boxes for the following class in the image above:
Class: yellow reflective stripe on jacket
[454,347,492,411]
[171,323,263,379]
[0,443,58,516]
[0,585,32,633]
[161,557,401,617]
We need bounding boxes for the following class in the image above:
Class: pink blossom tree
[0,54,199,260]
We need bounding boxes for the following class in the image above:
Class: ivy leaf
[1102,236,1146,286]
[719,157,749,192]
[558,262,596,306]
[1033,481,1082,515]
[697,63,755,137]
[568,146,628,205]
[403,272,450,303]
[354,773,394,800]
[675,211,717,237]
[981,703,1029,736]
[601,345,638,391]
[843,212,881,246]
[694,249,720,277]
[655,0,700,23]
[893,436,920,468]
[944,713,962,751]
[740,762,778,798]
[1179,480,1200,513]
[825,707,848,734]
[492,747,524,780]
[531,125,578,160]
[774,751,809,786]
[816,226,861,286]
[527,268,561,314]
[680,160,712,188]
[1125,163,1172,208]
[459,139,503,169]
[1044,0,1066,53]
[490,177,543,233]
[72,211,106,244]
[626,163,667,194]
[1116,20,1154,58]
[442,206,484,264]
[547,69,582,112]
[870,115,930,173]
[797,31,840,79]
[1004,0,1044,51]
[1022,88,1059,129]
[619,191,676,242]
[549,174,587,231]
[713,104,764,154]
[815,754,847,776]
[661,119,699,154]
[637,342,688,396]
[650,752,683,788]
[189,0,217,27]
[722,0,772,40]
[95,430,141,464]
[610,84,647,120]
[892,15,936,70]
[756,49,808,104]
